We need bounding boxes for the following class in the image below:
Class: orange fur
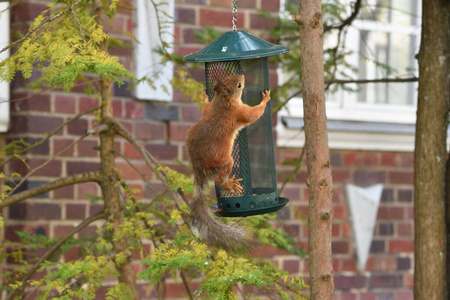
[186,74,270,251]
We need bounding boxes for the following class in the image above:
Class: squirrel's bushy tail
[189,187,253,252]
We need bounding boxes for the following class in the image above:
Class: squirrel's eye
[238,83,242,88]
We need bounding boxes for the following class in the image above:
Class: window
[134,0,174,102]
[277,0,434,151]
[0,2,10,132]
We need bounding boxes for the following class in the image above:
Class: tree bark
[414,1,449,299]
[295,1,334,299]
[94,1,140,299]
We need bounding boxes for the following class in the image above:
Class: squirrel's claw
[229,175,244,195]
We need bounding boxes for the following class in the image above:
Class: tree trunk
[414,1,449,299]
[295,1,334,299]
[95,1,140,299]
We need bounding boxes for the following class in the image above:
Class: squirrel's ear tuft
[213,79,232,97]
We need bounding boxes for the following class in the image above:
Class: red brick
[89,204,104,216]
[360,292,377,300]
[66,204,87,220]
[405,274,414,288]
[11,2,47,22]
[67,161,100,175]
[54,94,77,113]
[261,0,280,10]
[397,223,413,236]
[54,225,74,237]
[169,124,191,141]
[9,202,61,220]
[363,153,378,166]
[125,102,144,119]
[181,106,202,122]
[332,223,340,237]
[199,9,245,27]
[339,293,357,300]
[334,275,366,289]
[115,162,150,180]
[68,118,88,135]
[77,182,98,199]
[293,205,308,219]
[374,256,396,271]
[135,123,165,140]
[343,222,351,237]
[389,171,413,184]
[175,7,196,24]
[341,258,357,272]
[145,143,179,160]
[15,93,51,112]
[281,186,301,201]
[79,225,98,236]
[24,158,62,177]
[53,185,74,199]
[10,115,63,135]
[113,100,123,118]
[381,153,397,167]
[354,170,386,185]
[396,290,413,300]
[343,152,360,166]
[331,169,350,183]
[250,13,277,30]
[209,0,232,7]
[282,259,299,273]
[164,282,200,299]
[370,274,403,288]
[79,96,99,113]
[78,140,99,157]
[332,240,349,254]
[389,240,414,253]
[399,154,414,168]
[124,142,142,159]
[53,139,75,156]
[64,246,81,262]
[377,206,404,220]
[333,205,347,219]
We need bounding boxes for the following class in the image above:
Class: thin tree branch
[1,106,99,168]
[1,171,102,209]
[323,0,362,32]
[6,210,105,300]
[71,8,86,43]
[325,76,418,84]
[7,131,89,198]
[0,0,84,55]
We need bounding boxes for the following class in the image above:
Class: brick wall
[3,0,414,299]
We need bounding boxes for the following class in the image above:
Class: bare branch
[323,0,362,32]
[1,171,102,209]
[6,210,105,300]
[325,76,418,84]
[1,106,98,168]
[71,8,86,43]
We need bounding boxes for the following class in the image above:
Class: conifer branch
[5,210,105,300]
[0,171,102,209]
[0,0,84,55]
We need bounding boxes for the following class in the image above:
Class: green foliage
[0,2,134,92]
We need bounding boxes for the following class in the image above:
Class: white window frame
[134,0,174,102]
[276,0,444,152]
[0,2,10,132]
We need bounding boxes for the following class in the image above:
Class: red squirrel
[186,74,270,251]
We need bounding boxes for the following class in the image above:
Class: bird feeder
[183,4,289,217]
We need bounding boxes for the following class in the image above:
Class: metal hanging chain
[232,0,238,31]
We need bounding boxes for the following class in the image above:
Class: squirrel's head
[213,74,245,104]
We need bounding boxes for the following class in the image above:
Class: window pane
[361,0,419,26]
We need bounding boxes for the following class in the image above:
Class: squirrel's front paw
[261,90,271,103]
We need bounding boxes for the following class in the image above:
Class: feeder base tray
[213,197,289,218]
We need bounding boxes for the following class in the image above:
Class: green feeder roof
[184,30,289,62]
